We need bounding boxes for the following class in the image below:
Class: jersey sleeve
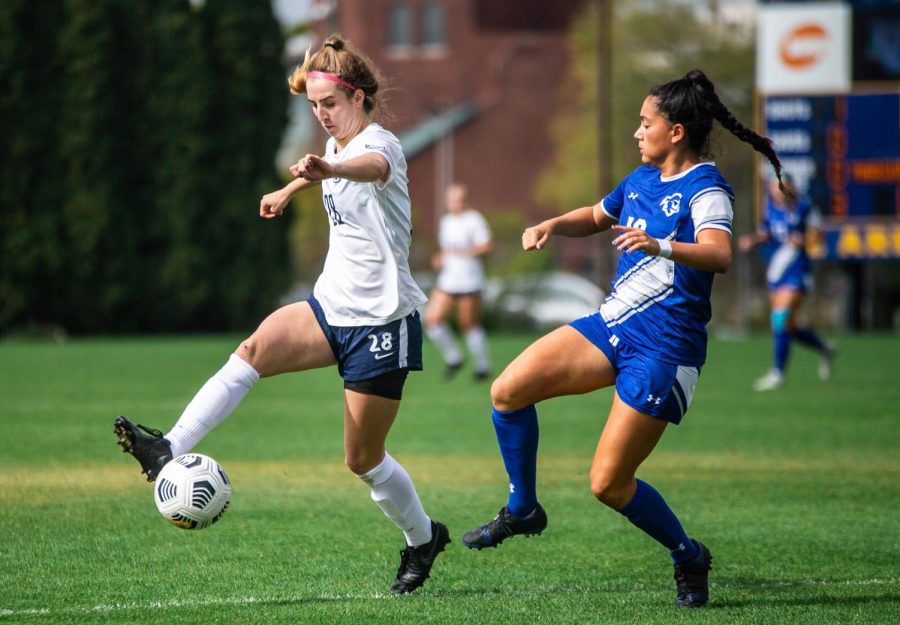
[469,211,492,246]
[358,128,403,191]
[600,175,629,221]
[690,187,734,235]
[759,202,773,236]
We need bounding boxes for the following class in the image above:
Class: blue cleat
[674,540,712,607]
[462,504,547,549]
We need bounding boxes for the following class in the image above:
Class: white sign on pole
[757,2,851,94]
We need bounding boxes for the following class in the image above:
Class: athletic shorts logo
[374,352,395,360]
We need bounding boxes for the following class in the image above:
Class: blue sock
[491,405,539,518]
[792,326,826,351]
[774,330,791,372]
[617,479,698,564]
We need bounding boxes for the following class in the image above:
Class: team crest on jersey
[659,193,682,217]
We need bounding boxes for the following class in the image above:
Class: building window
[422,2,445,47]
[389,3,413,48]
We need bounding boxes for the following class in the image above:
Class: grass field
[1,332,898,624]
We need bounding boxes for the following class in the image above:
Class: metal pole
[597,0,614,286]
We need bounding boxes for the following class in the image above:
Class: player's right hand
[260,190,288,219]
[522,224,551,251]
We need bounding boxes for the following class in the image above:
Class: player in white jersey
[462,70,794,608]
[425,183,493,381]
[114,35,448,595]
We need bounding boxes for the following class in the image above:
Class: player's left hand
[611,224,661,255]
[290,154,333,182]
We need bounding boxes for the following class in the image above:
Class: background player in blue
[461,69,793,608]
[739,174,835,391]
[113,35,448,595]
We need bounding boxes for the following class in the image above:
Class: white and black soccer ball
[154,453,231,530]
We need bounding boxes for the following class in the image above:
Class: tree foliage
[536,0,757,222]
[0,0,290,334]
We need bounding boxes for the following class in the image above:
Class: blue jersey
[760,195,821,292]
[599,163,734,367]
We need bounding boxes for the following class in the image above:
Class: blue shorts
[569,313,701,424]
[768,272,811,293]
[766,245,811,293]
[307,295,423,382]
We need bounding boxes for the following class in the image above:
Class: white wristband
[656,238,672,259]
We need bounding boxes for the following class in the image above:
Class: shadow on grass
[709,592,900,610]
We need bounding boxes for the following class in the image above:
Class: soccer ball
[154,453,231,530]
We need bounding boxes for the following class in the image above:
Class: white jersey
[313,123,427,326]
[436,209,492,293]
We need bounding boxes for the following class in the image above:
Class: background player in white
[114,35,449,595]
[425,183,493,381]
[461,69,793,608]
[739,174,835,391]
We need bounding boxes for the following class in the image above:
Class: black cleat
[473,369,491,383]
[462,504,547,549]
[674,540,712,608]
[113,415,173,482]
[390,520,450,594]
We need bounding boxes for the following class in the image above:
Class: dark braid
[651,69,796,203]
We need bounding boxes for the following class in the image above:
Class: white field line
[1,577,897,618]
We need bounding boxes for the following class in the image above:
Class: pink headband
[307,70,357,92]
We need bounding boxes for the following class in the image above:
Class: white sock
[358,452,432,547]
[165,354,259,457]
[426,323,463,366]
[465,327,491,373]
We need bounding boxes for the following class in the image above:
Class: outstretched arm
[522,202,617,250]
[738,230,769,252]
[260,176,320,219]
[292,152,390,184]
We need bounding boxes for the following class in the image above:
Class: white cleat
[818,344,837,381]
[753,369,784,392]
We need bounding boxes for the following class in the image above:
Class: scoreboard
[764,91,900,261]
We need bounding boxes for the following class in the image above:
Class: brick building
[308,0,585,243]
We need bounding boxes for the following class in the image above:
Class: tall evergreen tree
[0,0,290,334]
[56,0,150,331]
[140,0,219,330]
[0,0,67,330]
[536,1,756,215]
[199,0,291,330]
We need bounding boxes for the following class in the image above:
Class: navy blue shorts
[569,312,700,424]
[307,295,423,382]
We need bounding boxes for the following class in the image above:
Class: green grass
[1,333,898,624]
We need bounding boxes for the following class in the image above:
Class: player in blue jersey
[739,175,835,391]
[461,69,793,608]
